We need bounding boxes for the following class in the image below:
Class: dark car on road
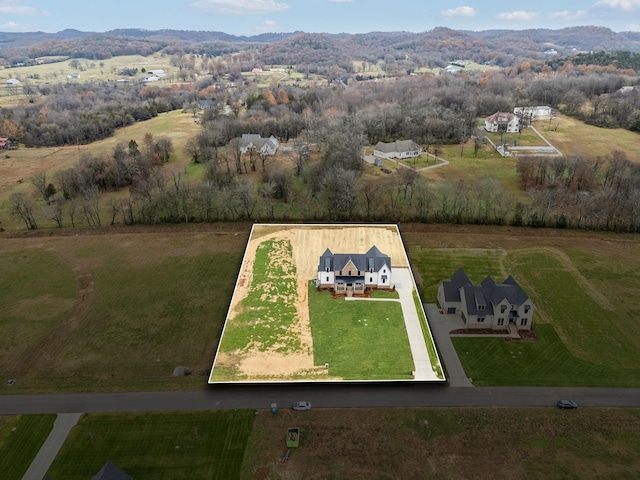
[556,399,578,409]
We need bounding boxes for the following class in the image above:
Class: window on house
[326,276,329,282]
[381,275,387,284]
[326,267,329,272]
[348,270,352,276]
[369,277,373,282]
[524,306,530,313]
[521,318,528,326]
[479,305,485,311]
[501,306,506,313]
[478,317,485,323]
[498,318,504,325]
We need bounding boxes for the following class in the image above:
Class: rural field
[7,407,639,480]
[2,223,640,392]
[209,224,433,383]
[0,223,248,394]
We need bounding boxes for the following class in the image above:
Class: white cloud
[254,19,280,32]
[550,10,589,20]
[0,1,44,16]
[441,6,476,19]
[495,11,538,21]
[593,0,640,11]
[191,0,290,15]
[0,21,19,28]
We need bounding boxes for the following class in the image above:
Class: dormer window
[478,305,485,311]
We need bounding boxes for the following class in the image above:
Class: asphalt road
[0,385,638,414]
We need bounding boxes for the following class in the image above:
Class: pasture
[0,225,247,393]
[46,411,254,480]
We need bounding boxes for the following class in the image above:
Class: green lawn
[486,127,547,147]
[454,323,640,386]
[408,246,505,299]
[509,249,640,369]
[413,289,444,379]
[308,282,414,380]
[47,411,254,480]
[0,415,56,480]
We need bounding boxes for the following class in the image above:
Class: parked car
[292,401,311,411]
[556,399,578,409]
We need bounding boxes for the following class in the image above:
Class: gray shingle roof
[374,140,420,154]
[92,461,133,480]
[318,246,391,273]
[443,268,531,315]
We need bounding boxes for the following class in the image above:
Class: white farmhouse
[484,111,520,133]
[317,246,392,296]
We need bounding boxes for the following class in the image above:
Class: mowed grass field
[47,411,254,480]
[0,414,56,480]
[0,225,248,393]
[308,282,414,380]
[23,407,639,480]
[403,224,640,387]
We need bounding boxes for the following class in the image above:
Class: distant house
[239,134,279,155]
[252,67,263,73]
[6,78,20,85]
[147,69,166,77]
[616,86,637,94]
[199,99,215,110]
[143,76,160,82]
[437,268,534,331]
[67,73,81,79]
[0,137,17,149]
[317,245,392,295]
[484,111,520,133]
[514,106,552,121]
[92,461,132,480]
[374,140,421,159]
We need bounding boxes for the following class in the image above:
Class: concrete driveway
[424,304,473,387]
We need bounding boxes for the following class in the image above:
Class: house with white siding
[374,140,421,159]
[484,112,520,133]
[317,246,392,296]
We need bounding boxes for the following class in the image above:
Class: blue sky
[1,0,639,35]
